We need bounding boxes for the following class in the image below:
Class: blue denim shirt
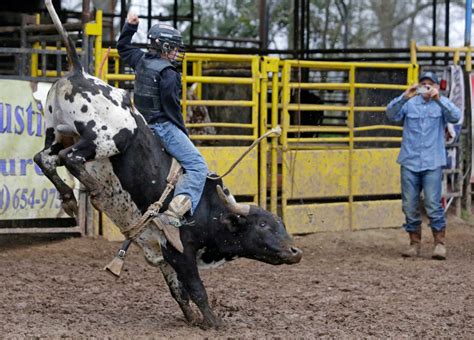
[386,94,461,172]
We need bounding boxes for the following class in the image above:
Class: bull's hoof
[61,196,78,217]
[183,311,200,326]
[200,316,223,330]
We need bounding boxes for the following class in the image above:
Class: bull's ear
[219,213,247,232]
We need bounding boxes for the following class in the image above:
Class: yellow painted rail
[277,59,417,231]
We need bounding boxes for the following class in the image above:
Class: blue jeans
[151,122,208,214]
[401,166,445,233]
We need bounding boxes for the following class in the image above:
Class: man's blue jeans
[151,121,208,214]
[401,166,445,233]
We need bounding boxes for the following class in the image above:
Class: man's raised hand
[127,12,139,25]
[429,87,440,101]
[403,84,418,100]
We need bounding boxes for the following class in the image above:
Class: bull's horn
[216,185,250,216]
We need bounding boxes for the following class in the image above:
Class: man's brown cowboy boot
[153,195,191,253]
[401,231,421,257]
[432,228,446,260]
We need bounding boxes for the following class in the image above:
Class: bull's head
[216,185,303,265]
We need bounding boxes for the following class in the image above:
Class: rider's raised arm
[117,22,144,70]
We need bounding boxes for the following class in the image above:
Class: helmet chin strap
[160,48,182,65]
[160,52,174,61]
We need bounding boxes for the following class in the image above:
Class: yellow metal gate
[183,53,262,203]
[276,60,418,233]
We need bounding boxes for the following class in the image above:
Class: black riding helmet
[148,23,185,62]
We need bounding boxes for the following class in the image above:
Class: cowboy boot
[153,194,191,253]
[401,231,421,257]
[432,228,446,260]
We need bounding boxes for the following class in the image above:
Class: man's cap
[419,71,439,84]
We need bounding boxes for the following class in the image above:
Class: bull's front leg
[135,227,199,324]
[157,260,199,324]
[169,258,223,328]
[57,139,105,210]
[33,132,78,217]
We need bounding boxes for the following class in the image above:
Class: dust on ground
[1,215,473,338]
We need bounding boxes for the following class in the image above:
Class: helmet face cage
[148,24,185,63]
[153,38,185,62]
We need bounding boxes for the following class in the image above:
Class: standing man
[117,13,208,251]
[386,71,461,260]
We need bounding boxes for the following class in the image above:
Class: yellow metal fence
[277,60,417,233]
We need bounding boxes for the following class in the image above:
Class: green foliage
[162,0,465,50]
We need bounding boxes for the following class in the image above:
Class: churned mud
[1,215,473,338]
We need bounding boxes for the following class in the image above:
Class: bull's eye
[259,222,267,228]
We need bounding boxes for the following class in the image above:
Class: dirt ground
[1,215,473,339]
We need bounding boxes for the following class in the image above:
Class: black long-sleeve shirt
[117,23,187,135]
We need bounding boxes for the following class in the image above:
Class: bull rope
[105,127,281,275]
[207,126,282,180]
[121,159,182,240]
[104,160,182,276]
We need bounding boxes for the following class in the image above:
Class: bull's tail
[44,0,82,72]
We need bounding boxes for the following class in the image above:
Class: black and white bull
[34,0,303,328]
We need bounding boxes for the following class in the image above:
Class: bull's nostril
[285,246,303,263]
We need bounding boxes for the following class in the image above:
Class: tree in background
[60,0,466,50]
[179,0,465,50]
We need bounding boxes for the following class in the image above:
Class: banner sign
[0,80,76,219]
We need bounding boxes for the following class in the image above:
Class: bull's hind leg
[33,129,78,217]
[157,260,199,324]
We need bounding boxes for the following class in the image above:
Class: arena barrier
[275,60,417,234]
[8,11,470,238]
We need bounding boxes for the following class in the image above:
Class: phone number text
[0,185,62,215]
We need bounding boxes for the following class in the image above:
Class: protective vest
[133,56,174,123]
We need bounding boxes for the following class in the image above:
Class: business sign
[0,80,76,219]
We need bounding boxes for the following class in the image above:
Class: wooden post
[40,40,46,77]
[82,0,91,24]
[19,15,27,77]
[56,40,61,77]
[86,196,94,237]
[78,186,87,235]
